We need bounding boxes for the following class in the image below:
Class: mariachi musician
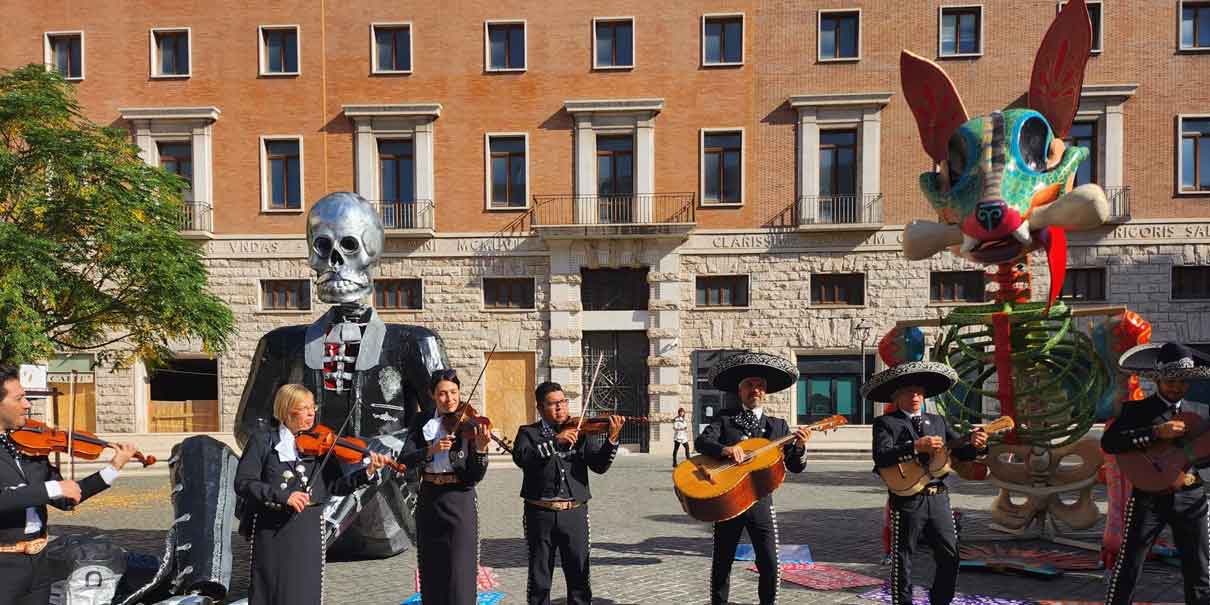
[869,360,985,605]
[696,352,810,605]
[0,363,140,605]
[1103,342,1210,605]
[512,381,623,605]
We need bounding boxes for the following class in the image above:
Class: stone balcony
[797,192,884,231]
[368,198,435,237]
[529,192,696,240]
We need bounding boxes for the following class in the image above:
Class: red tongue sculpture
[1041,226,1068,315]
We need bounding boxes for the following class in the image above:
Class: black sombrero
[708,352,798,394]
[1119,342,1210,382]
[860,361,958,403]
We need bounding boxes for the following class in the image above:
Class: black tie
[911,415,926,436]
[736,410,760,437]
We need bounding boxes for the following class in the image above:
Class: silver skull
[307,192,385,304]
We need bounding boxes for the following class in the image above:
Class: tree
[0,65,233,366]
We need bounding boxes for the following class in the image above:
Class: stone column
[797,108,820,224]
[352,118,376,199]
[647,247,683,448]
[547,241,585,412]
[574,116,597,225]
[635,115,656,223]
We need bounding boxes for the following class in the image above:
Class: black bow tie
[736,410,760,436]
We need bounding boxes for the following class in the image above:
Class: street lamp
[854,319,875,423]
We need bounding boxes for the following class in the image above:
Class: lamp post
[855,319,875,424]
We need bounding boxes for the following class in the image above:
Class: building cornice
[342,103,442,119]
[118,106,221,121]
[789,92,894,109]
[1080,83,1138,103]
[563,98,664,115]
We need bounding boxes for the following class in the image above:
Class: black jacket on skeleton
[512,420,619,503]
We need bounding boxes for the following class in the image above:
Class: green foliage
[0,64,233,367]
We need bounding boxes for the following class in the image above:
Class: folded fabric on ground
[412,566,499,592]
[746,562,882,590]
[734,543,813,563]
[401,591,505,605]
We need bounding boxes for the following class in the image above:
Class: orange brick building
[3,1,1209,451]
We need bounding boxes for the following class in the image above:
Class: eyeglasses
[543,398,569,407]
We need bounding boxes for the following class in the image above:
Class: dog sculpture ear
[900,50,969,165]
[1028,0,1094,139]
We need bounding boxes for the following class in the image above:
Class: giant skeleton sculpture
[121,192,448,605]
[889,0,1150,539]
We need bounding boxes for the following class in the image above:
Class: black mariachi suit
[1102,394,1210,605]
[398,413,489,605]
[0,444,111,605]
[234,427,377,605]
[512,421,619,605]
[696,409,807,605]
[872,410,978,605]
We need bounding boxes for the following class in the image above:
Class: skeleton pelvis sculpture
[985,440,1103,530]
[232,192,450,558]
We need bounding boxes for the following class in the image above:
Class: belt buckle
[1184,472,1199,488]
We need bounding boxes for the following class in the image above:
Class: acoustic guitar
[878,416,1015,496]
[673,415,847,522]
[1115,411,1210,493]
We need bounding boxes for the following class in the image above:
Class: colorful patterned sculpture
[895,0,1147,536]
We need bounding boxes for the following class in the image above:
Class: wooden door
[485,352,535,446]
[49,377,96,433]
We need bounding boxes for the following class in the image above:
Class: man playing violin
[696,352,810,605]
[869,361,985,605]
[0,363,140,605]
[512,381,624,605]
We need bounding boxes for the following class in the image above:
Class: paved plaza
[53,456,1186,604]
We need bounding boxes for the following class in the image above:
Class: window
[1183,1,1210,50]
[696,275,749,307]
[703,15,743,65]
[157,141,193,189]
[811,273,864,306]
[1182,117,1210,192]
[820,129,858,198]
[1060,267,1107,302]
[260,26,299,75]
[582,268,649,310]
[930,271,985,303]
[702,131,742,205]
[484,277,535,310]
[375,279,422,310]
[594,18,634,69]
[45,32,83,80]
[486,135,527,209]
[1065,121,1098,187]
[372,24,412,73]
[1173,266,1210,300]
[797,355,874,425]
[262,138,302,211]
[261,279,310,311]
[819,10,860,61]
[486,22,525,71]
[378,139,415,227]
[152,29,190,77]
[940,6,982,57]
[597,135,634,222]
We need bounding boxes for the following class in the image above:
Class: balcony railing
[1105,186,1130,221]
[370,199,435,233]
[530,193,696,227]
[179,200,213,233]
[798,193,884,227]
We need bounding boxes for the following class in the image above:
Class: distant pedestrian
[672,408,691,467]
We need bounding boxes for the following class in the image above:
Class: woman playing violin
[0,364,140,605]
[234,384,391,605]
[398,368,490,605]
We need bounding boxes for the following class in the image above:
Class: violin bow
[306,393,361,498]
[462,343,498,412]
[575,354,606,433]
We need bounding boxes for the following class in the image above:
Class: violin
[559,415,649,438]
[295,424,407,474]
[8,419,156,467]
[442,403,516,454]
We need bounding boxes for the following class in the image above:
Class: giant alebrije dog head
[900,0,1106,305]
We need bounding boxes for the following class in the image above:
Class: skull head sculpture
[307,192,385,304]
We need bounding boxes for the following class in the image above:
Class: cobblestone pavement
[53,456,1186,604]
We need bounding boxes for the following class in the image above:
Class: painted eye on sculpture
[314,236,333,257]
[946,134,967,185]
[340,236,360,253]
[1017,116,1051,173]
